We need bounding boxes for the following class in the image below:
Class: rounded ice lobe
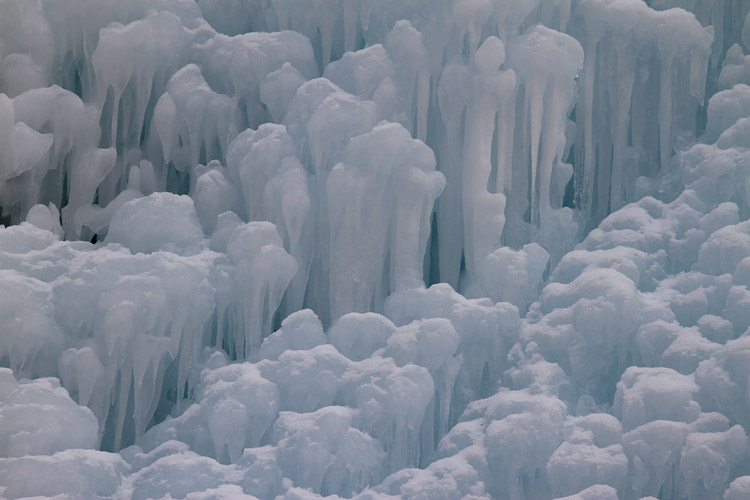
[271,406,387,496]
[0,370,99,458]
[25,203,63,239]
[697,220,750,275]
[328,312,398,362]
[475,242,549,312]
[106,192,205,254]
[680,425,749,500]
[725,476,750,500]
[379,318,459,374]
[704,84,750,143]
[614,366,701,431]
[257,309,327,361]
[260,62,306,123]
[553,484,619,500]
[192,162,242,234]
[474,35,505,70]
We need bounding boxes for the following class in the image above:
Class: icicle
[416,69,430,142]
[608,42,637,212]
[495,87,516,196]
[436,64,469,288]
[318,2,335,68]
[580,37,599,213]
[538,78,562,219]
[559,0,572,32]
[343,0,359,53]
[112,363,132,451]
[526,77,545,224]
[658,50,675,171]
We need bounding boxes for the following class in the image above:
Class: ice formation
[3,0,750,499]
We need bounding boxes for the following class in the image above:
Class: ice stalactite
[539,0,572,33]
[0,86,110,235]
[494,0,539,40]
[197,0,273,36]
[3,88,105,233]
[607,36,638,213]
[225,221,298,358]
[322,44,398,123]
[452,0,492,56]
[225,124,313,318]
[435,64,469,289]
[261,157,313,316]
[150,64,235,178]
[570,0,712,222]
[0,1,54,98]
[92,10,193,149]
[327,122,444,321]
[507,26,582,252]
[0,94,54,223]
[272,0,340,68]
[92,11,193,204]
[437,6,585,287]
[284,80,376,324]
[11,87,101,232]
[655,9,713,165]
[648,0,743,88]
[191,161,241,235]
[194,29,318,131]
[90,20,317,207]
[570,0,605,218]
[260,63,307,124]
[385,283,521,441]
[384,21,430,142]
[54,231,216,450]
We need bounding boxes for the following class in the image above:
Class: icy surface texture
[3,0,750,499]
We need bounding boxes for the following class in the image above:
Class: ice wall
[4,1,750,499]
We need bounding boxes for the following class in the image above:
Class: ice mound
[0,370,98,458]
[385,283,521,421]
[106,192,205,254]
[137,341,436,496]
[546,415,628,497]
[257,309,327,361]
[725,476,750,500]
[270,406,387,496]
[0,448,128,500]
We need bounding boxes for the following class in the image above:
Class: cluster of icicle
[0,0,738,463]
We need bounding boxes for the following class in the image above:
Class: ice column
[461,37,515,279]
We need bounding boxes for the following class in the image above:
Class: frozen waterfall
[2,0,750,499]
